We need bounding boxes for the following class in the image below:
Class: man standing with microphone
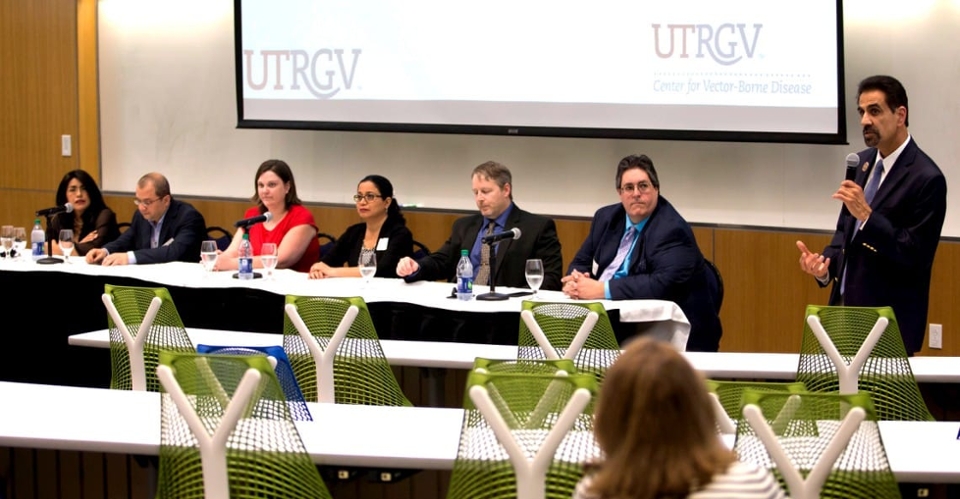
[797,75,947,355]
[396,161,563,290]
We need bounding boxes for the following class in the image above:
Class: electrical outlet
[61,134,71,157]
[929,323,942,349]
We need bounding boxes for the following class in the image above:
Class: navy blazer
[821,138,947,354]
[405,204,563,291]
[569,197,722,352]
[103,198,207,264]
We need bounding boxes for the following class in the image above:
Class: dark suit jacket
[821,138,947,354]
[569,198,722,352]
[405,204,563,290]
[103,198,207,264]
[322,217,414,278]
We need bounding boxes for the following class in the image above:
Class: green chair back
[156,351,330,499]
[517,301,620,381]
[447,369,598,499]
[705,379,807,433]
[104,284,194,392]
[797,305,933,421]
[735,389,901,499]
[282,295,412,406]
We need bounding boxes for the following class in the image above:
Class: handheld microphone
[234,211,273,228]
[35,203,74,217]
[845,153,860,181]
[481,227,521,244]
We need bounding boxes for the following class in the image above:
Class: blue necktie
[842,158,885,296]
[599,226,636,281]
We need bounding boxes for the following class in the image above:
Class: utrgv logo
[244,49,361,99]
[651,24,762,66]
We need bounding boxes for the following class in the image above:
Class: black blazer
[569,198,722,352]
[405,204,563,291]
[103,198,207,264]
[322,217,414,278]
[821,138,947,354]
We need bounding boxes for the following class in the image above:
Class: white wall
[98,0,960,235]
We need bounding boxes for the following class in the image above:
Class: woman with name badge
[309,175,413,279]
[216,159,320,273]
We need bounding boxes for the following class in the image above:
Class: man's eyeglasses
[619,182,654,195]
[133,197,162,207]
[353,193,383,203]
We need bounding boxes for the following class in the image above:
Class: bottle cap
[460,249,468,256]
[243,233,249,240]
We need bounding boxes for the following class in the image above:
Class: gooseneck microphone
[481,227,521,244]
[35,203,74,217]
[845,153,860,182]
[234,211,273,229]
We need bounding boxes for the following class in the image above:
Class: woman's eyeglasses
[353,193,382,203]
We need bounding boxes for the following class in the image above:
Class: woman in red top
[216,159,320,273]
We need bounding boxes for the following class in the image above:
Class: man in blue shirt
[396,161,563,290]
[563,154,722,351]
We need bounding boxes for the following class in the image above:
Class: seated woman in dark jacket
[309,175,413,279]
[47,169,120,256]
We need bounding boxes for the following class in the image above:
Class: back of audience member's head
[359,174,405,224]
[587,337,735,499]
[252,159,302,211]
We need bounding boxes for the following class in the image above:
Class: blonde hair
[586,337,735,499]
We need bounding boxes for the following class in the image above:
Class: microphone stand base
[36,257,63,265]
[475,292,510,301]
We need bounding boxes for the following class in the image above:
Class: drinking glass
[200,240,218,272]
[12,227,26,260]
[358,250,377,288]
[0,226,13,259]
[260,242,278,279]
[525,259,544,299]
[58,229,75,263]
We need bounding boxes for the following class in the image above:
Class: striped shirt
[572,460,786,499]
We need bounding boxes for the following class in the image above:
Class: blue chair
[196,344,312,421]
[206,226,233,252]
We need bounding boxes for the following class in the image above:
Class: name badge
[376,238,389,251]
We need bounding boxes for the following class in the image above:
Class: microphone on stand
[234,211,273,229]
[35,203,74,264]
[35,203,74,217]
[476,228,522,301]
[844,153,860,182]
[481,227,521,244]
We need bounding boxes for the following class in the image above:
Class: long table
[0,381,957,484]
[0,259,689,388]
[69,327,960,383]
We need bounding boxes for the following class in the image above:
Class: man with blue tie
[85,172,206,266]
[797,75,947,355]
[563,154,722,352]
[396,161,563,290]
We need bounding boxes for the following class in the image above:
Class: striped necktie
[599,226,637,282]
[475,220,495,285]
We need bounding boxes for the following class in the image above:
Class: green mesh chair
[102,284,195,392]
[447,369,599,499]
[517,301,620,381]
[283,295,411,406]
[473,358,578,377]
[798,305,933,421]
[735,389,901,499]
[705,379,807,434]
[156,351,331,499]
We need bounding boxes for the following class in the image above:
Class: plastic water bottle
[238,233,254,280]
[31,219,45,261]
[456,249,474,301]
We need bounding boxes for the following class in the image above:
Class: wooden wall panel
[921,241,960,356]
[0,0,79,190]
[77,0,99,180]
[714,229,833,353]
